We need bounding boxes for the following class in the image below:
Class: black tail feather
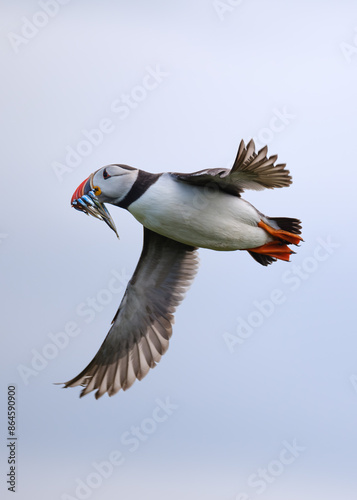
[248,251,277,266]
[269,217,302,235]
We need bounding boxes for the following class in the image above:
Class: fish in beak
[71,174,119,238]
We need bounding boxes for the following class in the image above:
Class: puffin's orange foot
[258,220,303,246]
[247,242,294,262]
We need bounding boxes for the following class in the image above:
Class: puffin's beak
[71,174,119,238]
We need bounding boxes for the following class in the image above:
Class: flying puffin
[63,139,302,398]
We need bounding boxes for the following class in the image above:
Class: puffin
[63,139,302,398]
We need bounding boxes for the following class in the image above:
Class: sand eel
[63,139,302,398]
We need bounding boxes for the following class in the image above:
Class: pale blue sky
[1,1,357,499]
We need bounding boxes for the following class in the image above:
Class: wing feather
[172,139,292,195]
[63,228,199,398]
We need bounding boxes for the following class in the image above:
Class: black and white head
[71,164,139,237]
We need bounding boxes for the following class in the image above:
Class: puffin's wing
[64,228,199,399]
[171,139,292,195]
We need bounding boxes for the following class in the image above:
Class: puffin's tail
[247,217,303,266]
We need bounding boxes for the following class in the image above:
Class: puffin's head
[71,164,138,238]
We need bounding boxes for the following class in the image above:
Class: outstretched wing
[64,228,199,398]
[171,139,292,196]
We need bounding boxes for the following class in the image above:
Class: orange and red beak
[71,174,119,238]
[71,175,93,206]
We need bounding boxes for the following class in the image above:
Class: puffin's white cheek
[105,177,133,201]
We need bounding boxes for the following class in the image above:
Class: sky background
[1,1,357,499]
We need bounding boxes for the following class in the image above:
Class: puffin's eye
[103,168,111,180]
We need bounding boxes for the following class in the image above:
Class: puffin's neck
[115,170,161,209]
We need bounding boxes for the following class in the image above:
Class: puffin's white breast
[128,173,270,250]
